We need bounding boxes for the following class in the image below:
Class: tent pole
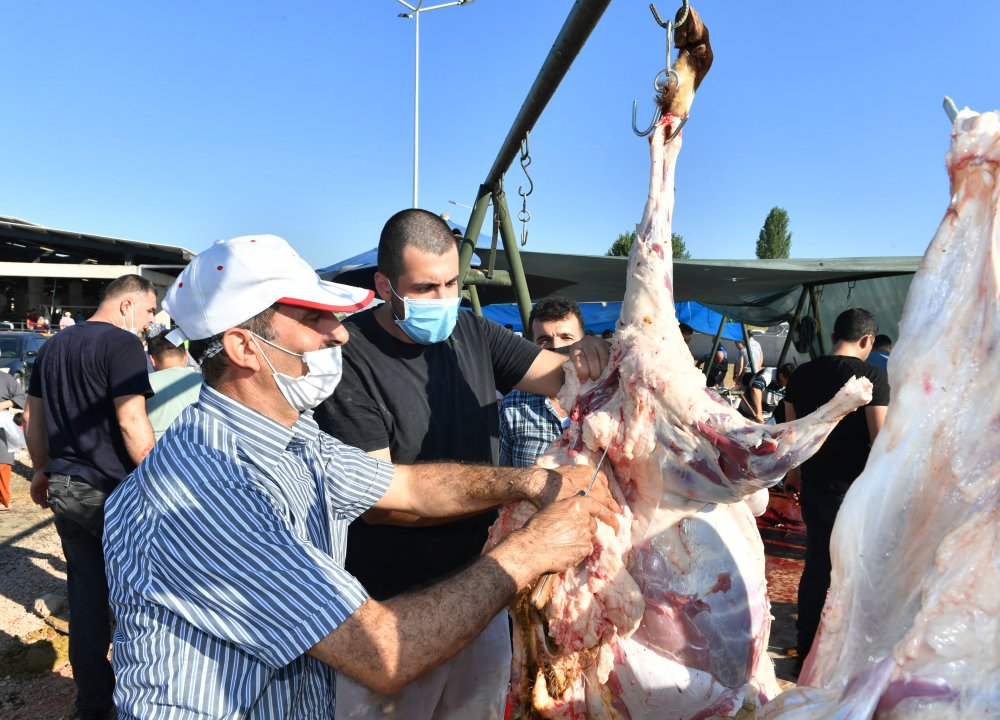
[705,315,727,382]
[742,323,755,375]
[809,285,827,356]
[778,286,810,366]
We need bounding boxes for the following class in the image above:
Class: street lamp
[448,199,473,210]
[396,0,474,208]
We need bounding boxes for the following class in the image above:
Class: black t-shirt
[315,309,541,599]
[784,355,890,495]
[28,321,153,493]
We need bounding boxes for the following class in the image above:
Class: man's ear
[149,355,158,370]
[373,271,393,304]
[222,329,262,372]
[859,333,874,351]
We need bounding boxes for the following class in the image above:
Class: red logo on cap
[178,282,183,288]
[217,265,224,270]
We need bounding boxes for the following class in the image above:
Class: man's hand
[510,495,614,580]
[526,464,620,526]
[569,335,610,382]
[30,471,49,508]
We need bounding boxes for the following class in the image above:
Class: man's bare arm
[865,405,887,444]
[515,336,610,398]
[25,395,51,508]
[309,494,605,694]
[114,394,155,466]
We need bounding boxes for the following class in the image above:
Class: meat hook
[631,0,690,137]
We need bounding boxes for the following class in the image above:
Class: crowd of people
[11,208,896,717]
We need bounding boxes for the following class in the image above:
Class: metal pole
[412,10,420,208]
[494,190,533,330]
[742,323,756,375]
[778,287,809,366]
[809,286,827,357]
[458,183,492,284]
[705,315,727,382]
[483,0,611,189]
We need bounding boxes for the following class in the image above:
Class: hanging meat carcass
[487,7,876,719]
[757,109,1000,720]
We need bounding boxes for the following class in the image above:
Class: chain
[517,132,533,246]
[846,280,856,302]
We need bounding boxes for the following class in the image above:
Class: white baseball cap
[163,234,374,343]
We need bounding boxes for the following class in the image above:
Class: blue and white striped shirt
[104,384,392,719]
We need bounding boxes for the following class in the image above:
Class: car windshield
[0,337,23,359]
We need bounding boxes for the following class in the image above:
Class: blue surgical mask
[389,283,460,345]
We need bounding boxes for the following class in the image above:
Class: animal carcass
[487,8,874,719]
[758,109,1000,720]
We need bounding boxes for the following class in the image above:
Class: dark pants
[796,488,846,660]
[48,473,115,716]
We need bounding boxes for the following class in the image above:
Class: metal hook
[517,134,533,201]
[632,100,663,137]
[632,0,689,137]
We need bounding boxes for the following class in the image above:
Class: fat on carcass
[758,109,1000,720]
[486,7,875,719]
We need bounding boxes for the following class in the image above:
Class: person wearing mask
[499,296,586,468]
[25,274,156,720]
[316,209,610,720]
[102,234,615,719]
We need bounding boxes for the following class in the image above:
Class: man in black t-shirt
[317,209,610,720]
[783,308,890,672]
[25,275,156,720]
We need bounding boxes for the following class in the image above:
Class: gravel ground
[0,452,78,719]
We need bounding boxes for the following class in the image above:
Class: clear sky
[2,1,997,268]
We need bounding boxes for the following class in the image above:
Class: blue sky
[2,1,997,268]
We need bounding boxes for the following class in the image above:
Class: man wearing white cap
[102,234,617,720]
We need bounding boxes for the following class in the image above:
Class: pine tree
[755,207,792,259]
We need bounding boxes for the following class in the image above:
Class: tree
[607,230,692,259]
[672,233,691,260]
[606,231,635,257]
[756,206,792,259]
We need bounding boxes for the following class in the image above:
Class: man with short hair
[26,273,157,720]
[316,209,610,719]
[784,307,889,671]
[103,234,614,720]
[868,334,892,373]
[500,296,586,468]
[145,333,202,440]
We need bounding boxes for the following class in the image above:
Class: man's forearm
[25,396,49,471]
[120,420,155,466]
[312,529,538,695]
[386,462,550,519]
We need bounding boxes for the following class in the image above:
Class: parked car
[0,332,47,393]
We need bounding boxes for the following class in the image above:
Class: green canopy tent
[470,249,921,361]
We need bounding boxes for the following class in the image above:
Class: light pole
[396,0,474,208]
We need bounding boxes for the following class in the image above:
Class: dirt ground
[1,454,802,717]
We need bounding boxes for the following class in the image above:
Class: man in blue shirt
[868,334,892,373]
[103,235,617,720]
[500,297,586,468]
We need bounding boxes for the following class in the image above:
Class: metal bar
[412,10,420,207]
[705,314,727,381]
[463,270,512,287]
[482,0,612,190]
[778,286,809,366]
[467,285,482,315]
[809,286,827,356]
[494,190,533,330]
[458,184,492,285]
[742,323,756,375]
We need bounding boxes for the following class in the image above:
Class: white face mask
[122,305,140,335]
[251,334,343,413]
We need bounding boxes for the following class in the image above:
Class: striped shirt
[498,389,566,468]
[104,384,392,719]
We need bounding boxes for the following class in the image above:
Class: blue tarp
[477,301,744,340]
